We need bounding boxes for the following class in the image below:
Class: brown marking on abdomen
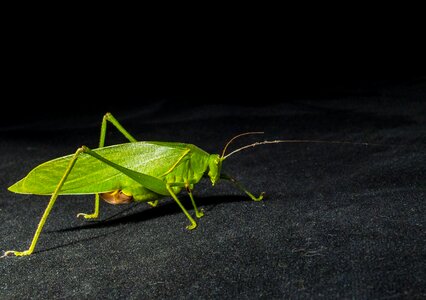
[100,190,133,205]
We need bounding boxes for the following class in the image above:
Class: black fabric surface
[1,79,425,298]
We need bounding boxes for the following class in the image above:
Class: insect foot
[148,200,159,207]
[195,208,205,218]
[1,250,32,258]
[252,192,265,201]
[76,212,99,219]
[186,221,197,230]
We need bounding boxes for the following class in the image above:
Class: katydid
[2,113,372,257]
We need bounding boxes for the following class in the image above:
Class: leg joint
[78,145,90,152]
[104,112,112,120]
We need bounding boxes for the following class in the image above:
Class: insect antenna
[221,132,264,159]
[222,139,373,160]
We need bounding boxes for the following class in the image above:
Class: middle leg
[186,184,204,218]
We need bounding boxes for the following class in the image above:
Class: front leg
[220,173,264,201]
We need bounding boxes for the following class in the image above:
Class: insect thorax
[207,154,222,186]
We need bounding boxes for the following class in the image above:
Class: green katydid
[1,112,372,257]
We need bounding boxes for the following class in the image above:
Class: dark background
[1,10,426,298]
[3,74,424,127]
[1,75,425,298]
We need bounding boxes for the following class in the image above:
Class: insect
[1,113,372,257]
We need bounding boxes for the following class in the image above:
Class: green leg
[102,113,156,207]
[2,145,171,257]
[82,146,169,196]
[147,200,159,207]
[166,185,197,230]
[220,173,264,201]
[99,112,137,146]
[186,185,204,218]
[76,194,100,219]
[2,147,85,257]
[78,112,138,219]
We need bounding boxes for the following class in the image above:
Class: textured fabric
[1,79,425,299]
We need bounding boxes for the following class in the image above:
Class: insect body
[3,112,376,257]
[10,142,217,204]
[2,113,263,257]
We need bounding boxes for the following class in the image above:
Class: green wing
[8,142,192,195]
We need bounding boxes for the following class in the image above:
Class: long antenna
[221,131,264,158]
[223,139,374,160]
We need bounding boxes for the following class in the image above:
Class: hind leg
[78,113,138,219]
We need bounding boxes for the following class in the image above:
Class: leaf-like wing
[8,142,191,195]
